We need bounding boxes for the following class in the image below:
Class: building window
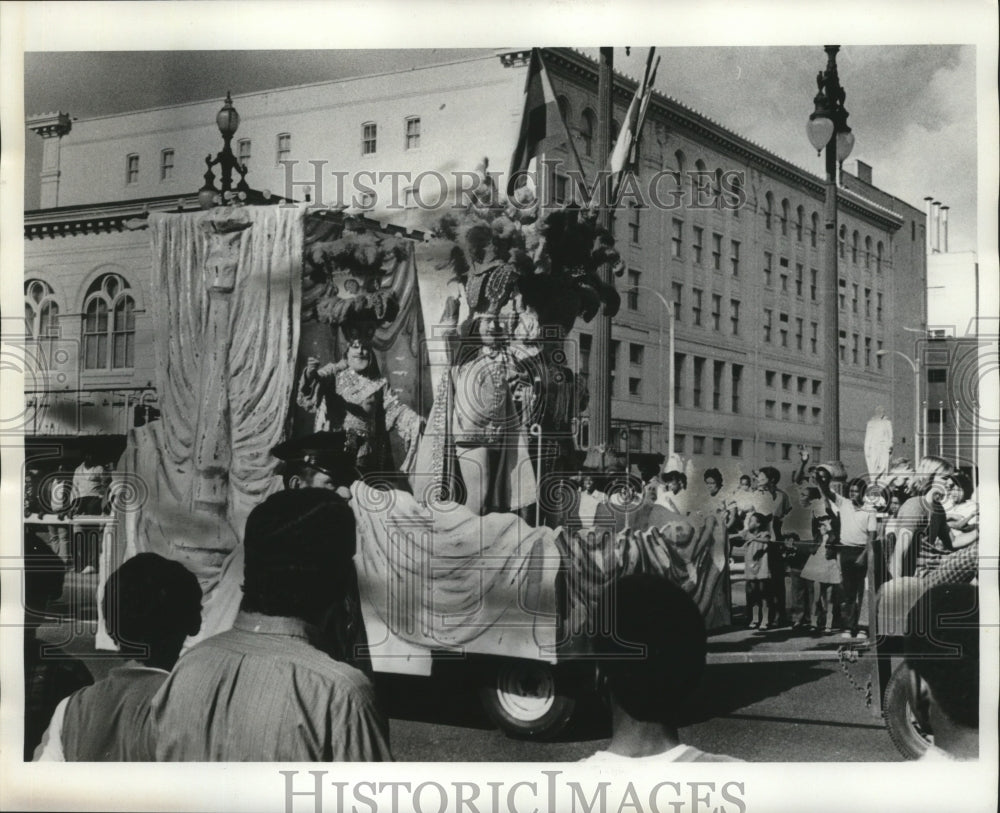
[864,337,872,367]
[864,288,872,317]
[810,268,818,301]
[877,292,883,322]
[276,133,291,164]
[692,435,705,455]
[852,334,859,364]
[795,264,803,296]
[812,379,821,396]
[237,139,251,168]
[579,333,592,373]
[765,399,776,418]
[627,269,640,310]
[839,224,847,259]
[781,403,791,420]
[795,318,803,350]
[712,233,722,270]
[764,252,773,286]
[671,219,683,259]
[674,353,685,406]
[765,370,776,388]
[671,282,683,322]
[876,341,884,369]
[730,240,740,275]
[628,205,640,243]
[812,407,821,424]
[713,437,725,456]
[810,322,818,354]
[125,154,139,185]
[629,342,644,366]
[781,373,791,390]
[780,199,789,235]
[781,443,792,461]
[160,149,174,181]
[731,176,741,219]
[764,442,776,461]
[362,122,377,156]
[876,242,883,273]
[810,212,819,247]
[927,368,947,383]
[764,192,773,229]
[730,299,740,335]
[674,434,686,454]
[692,288,703,326]
[692,226,703,264]
[839,278,847,310]
[780,273,788,293]
[763,308,772,343]
[711,295,721,331]
[928,408,948,425]
[779,313,789,348]
[713,361,724,410]
[865,236,872,270]
[851,230,859,263]
[693,357,704,407]
[852,283,859,313]
[731,438,743,457]
[731,364,743,413]
[24,279,60,358]
[405,116,421,149]
[82,273,135,370]
[795,205,804,241]
[581,109,596,157]
[797,405,807,422]
[628,377,642,397]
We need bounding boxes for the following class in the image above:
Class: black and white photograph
[1,1,997,811]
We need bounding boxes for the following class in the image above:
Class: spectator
[728,474,756,531]
[577,474,608,527]
[834,477,878,639]
[799,514,841,633]
[582,573,737,762]
[22,532,92,760]
[738,512,774,630]
[943,472,977,550]
[889,456,955,579]
[656,470,689,515]
[752,466,792,626]
[783,481,822,630]
[70,450,110,573]
[149,488,391,761]
[904,583,979,760]
[271,430,360,500]
[34,553,202,761]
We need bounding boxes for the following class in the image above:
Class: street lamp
[807,45,854,461]
[632,284,676,463]
[199,91,252,209]
[877,349,921,460]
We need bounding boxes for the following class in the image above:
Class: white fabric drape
[103,205,304,648]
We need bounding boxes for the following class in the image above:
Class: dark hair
[748,511,770,529]
[102,553,202,655]
[24,532,65,618]
[905,584,979,728]
[591,574,706,725]
[281,461,320,489]
[703,468,723,486]
[946,472,973,503]
[739,475,751,487]
[758,466,780,485]
[240,489,356,620]
[661,470,687,489]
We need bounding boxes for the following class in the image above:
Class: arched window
[780,199,789,236]
[864,236,872,269]
[876,241,884,273]
[557,95,571,124]
[693,159,709,202]
[764,192,774,230]
[581,109,596,157]
[610,119,621,149]
[810,212,819,247]
[851,230,859,263]
[730,174,742,218]
[25,279,60,358]
[82,273,135,370]
[674,149,686,183]
[795,205,804,241]
[838,224,847,259]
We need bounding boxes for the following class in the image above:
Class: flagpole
[585,47,615,472]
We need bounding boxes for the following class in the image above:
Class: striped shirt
[148,612,391,761]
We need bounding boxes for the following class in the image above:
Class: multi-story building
[23,48,926,479]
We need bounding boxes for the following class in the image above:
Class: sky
[16,18,984,256]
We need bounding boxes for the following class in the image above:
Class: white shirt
[577,489,607,526]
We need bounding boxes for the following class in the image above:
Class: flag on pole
[607,48,660,205]
[507,49,587,199]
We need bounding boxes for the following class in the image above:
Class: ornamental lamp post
[807,45,854,461]
[199,91,253,209]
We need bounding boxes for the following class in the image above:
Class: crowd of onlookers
[21,435,979,763]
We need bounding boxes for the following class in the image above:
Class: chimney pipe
[931,200,941,254]
[924,196,934,255]
[941,205,949,253]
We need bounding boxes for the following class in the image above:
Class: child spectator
[800,514,842,633]
[739,512,774,629]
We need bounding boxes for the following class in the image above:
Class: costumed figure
[864,407,893,479]
[297,222,423,476]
